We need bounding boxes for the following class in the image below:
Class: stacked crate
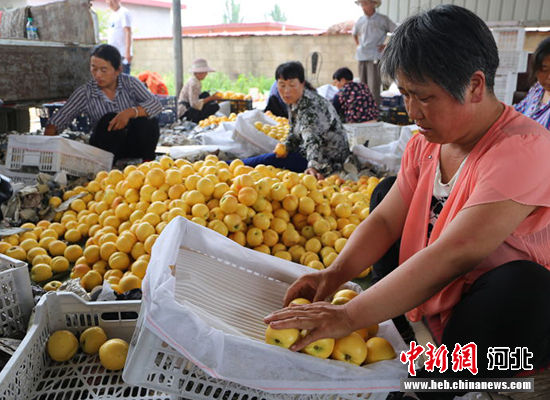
[492,27,528,105]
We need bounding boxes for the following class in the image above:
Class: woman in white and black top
[45,44,162,162]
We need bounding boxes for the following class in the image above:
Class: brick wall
[133,34,359,87]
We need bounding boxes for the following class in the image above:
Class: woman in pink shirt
[265,5,550,398]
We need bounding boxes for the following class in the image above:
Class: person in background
[45,44,162,162]
[332,67,379,123]
[514,37,550,129]
[106,0,132,74]
[352,0,396,105]
[177,58,220,123]
[243,61,354,180]
[265,6,550,400]
[264,80,288,118]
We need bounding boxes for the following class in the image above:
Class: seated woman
[263,80,288,118]
[177,58,220,123]
[332,67,379,123]
[515,37,550,129]
[265,6,550,400]
[243,61,354,180]
[45,44,162,162]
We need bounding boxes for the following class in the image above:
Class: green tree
[223,0,244,24]
[268,4,287,23]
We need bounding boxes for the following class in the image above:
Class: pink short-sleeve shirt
[396,105,550,330]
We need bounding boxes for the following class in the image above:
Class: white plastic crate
[6,135,113,177]
[0,292,171,400]
[0,164,37,186]
[497,50,529,74]
[0,253,33,338]
[344,122,401,149]
[491,27,525,51]
[126,309,386,400]
[123,219,405,400]
[494,72,518,105]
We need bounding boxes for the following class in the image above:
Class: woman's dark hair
[530,37,550,85]
[275,61,315,90]
[380,4,499,102]
[91,44,121,70]
[333,67,354,81]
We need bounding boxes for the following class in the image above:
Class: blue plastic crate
[40,103,91,133]
[156,95,177,127]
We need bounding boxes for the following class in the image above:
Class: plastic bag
[353,124,417,174]
[129,217,407,395]
[233,109,279,154]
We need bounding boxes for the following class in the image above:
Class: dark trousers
[264,95,288,118]
[370,177,550,399]
[90,112,160,162]
[181,92,219,123]
[242,151,308,173]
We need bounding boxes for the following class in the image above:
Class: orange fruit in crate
[365,337,396,364]
[331,332,367,366]
[47,330,79,362]
[80,326,108,355]
[99,338,129,371]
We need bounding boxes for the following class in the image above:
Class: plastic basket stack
[0,253,33,339]
[491,27,528,105]
[156,95,177,127]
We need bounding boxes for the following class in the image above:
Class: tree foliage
[268,4,287,23]
[223,0,244,24]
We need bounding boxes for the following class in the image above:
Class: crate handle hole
[100,311,138,321]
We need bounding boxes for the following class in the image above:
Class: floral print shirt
[514,82,550,130]
[333,81,379,123]
[284,88,351,176]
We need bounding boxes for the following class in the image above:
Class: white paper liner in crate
[123,217,408,397]
[0,292,170,400]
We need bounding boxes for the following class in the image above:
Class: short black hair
[333,67,354,81]
[380,4,499,102]
[531,37,550,84]
[275,61,305,82]
[91,44,121,70]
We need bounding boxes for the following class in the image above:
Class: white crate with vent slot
[6,135,113,177]
[491,27,525,51]
[0,292,171,400]
[344,122,401,149]
[123,217,407,400]
[0,253,33,339]
[494,72,518,105]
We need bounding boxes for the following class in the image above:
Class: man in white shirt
[352,0,396,105]
[107,0,132,74]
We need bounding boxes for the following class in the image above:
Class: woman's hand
[305,167,324,180]
[282,269,340,307]
[264,302,355,351]
[44,124,58,136]
[107,109,133,131]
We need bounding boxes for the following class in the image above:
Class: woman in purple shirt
[514,37,550,130]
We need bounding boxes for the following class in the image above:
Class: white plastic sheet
[138,217,408,395]
[233,109,279,154]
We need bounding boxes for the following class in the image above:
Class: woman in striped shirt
[45,44,163,161]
